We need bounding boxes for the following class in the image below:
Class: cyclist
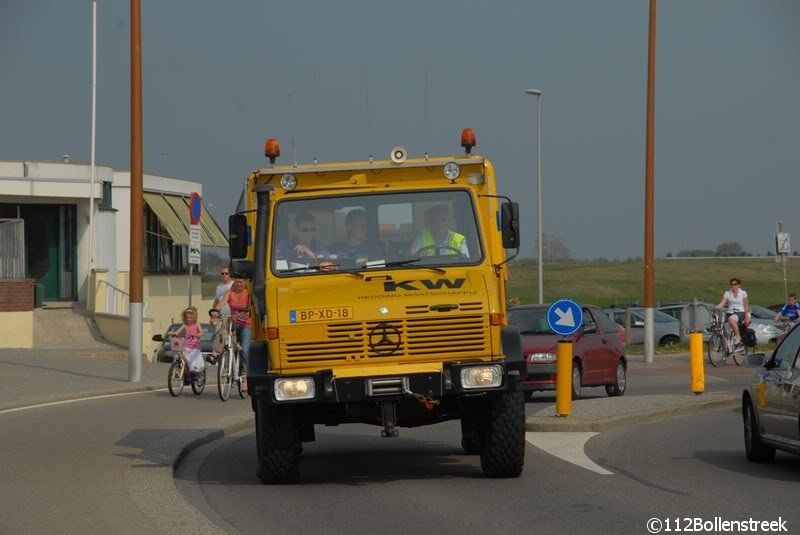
[773,293,800,323]
[715,277,750,349]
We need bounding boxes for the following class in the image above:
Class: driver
[275,212,327,260]
[410,204,469,257]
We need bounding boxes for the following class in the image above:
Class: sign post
[681,300,710,395]
[776,222,790,302]
[547,299,583,417]
[188,192,202,307]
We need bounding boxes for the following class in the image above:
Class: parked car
[603,307,682,346]
[153,323,216,363]
[657,302,783,345]
[508,304,627,400]
[741,323,800,462]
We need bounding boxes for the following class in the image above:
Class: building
[0,159,228,351]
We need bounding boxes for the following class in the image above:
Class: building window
[144,204,187,272]
[99,181,112,209]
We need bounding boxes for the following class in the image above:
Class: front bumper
[249,360,525,405]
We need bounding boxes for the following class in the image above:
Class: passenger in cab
[328,209,383,261]
[410,205,469,257]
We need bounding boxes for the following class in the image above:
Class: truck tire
[255,400,301,484]
[479,391,525,478]
[460,417,483,454]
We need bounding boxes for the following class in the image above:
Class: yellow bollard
[690,331,704,394]
[556,340,573,416]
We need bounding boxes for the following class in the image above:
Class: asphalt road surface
[181,407,798,535]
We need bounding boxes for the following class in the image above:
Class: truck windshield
[271,189,483,275]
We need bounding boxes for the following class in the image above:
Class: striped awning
[143,193,228,247]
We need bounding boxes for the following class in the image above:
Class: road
[0,357,769,534]
[180,407,797,535]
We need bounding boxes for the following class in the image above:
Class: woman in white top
[715,277,751,347]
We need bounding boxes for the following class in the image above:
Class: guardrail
[97,280,147,317]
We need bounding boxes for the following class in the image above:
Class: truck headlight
[528,352,556,362]
[443,161,461,180]
[461,365,502,389]
[274,377,315,401]
[279,173,297,191]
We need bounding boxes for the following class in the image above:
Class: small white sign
[189,224,202,265]
[776,232,791,255]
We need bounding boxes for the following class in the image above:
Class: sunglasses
[221,271,229,275]
[731,283,740,286]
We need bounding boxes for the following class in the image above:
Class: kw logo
[383,278,466,292]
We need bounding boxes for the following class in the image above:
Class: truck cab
[229,131,525,483]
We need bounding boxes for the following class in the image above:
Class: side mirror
[744,353,767,368]
[152,334,164,342]
[228,214,249,259]
[501,201,520,249]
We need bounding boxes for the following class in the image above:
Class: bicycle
[706,309,753,367]
[216,316,247,401]
[167,337,207,397]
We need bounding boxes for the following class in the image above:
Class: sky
[1,0,799,259]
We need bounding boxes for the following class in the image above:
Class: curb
[0,382,167,413]
[525,395,739,432]
[124,413,254,535]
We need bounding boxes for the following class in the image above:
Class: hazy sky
[1,1,798,259]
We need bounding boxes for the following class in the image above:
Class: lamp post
[643,0,657,364]
[88,0,97,310]
[129,0,143,382]
[525,88,543,304]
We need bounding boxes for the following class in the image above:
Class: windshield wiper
[361,259,445,274]
[278,264,363,277]
[519,330,554,335]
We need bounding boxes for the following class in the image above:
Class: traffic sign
[776,232,791,255]
[190,192,202,225]
[547,299,583,337]
[680,301,711,333]
[189,224,201,265]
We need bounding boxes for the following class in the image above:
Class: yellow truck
[228,130,525,483]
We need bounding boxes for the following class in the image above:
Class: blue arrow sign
[547,299,583,337]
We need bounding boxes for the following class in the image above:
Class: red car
[507,304,627,400]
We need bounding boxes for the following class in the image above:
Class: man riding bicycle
[773,292,800,324]
[715,277,751,349]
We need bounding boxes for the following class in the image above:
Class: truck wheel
[479,392,525,478]
[460,417,483,454]
[255,400,301,484]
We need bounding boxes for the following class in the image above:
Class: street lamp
[525,88,543,304]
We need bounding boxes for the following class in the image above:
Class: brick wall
[0,280,34,312]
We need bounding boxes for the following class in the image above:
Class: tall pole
[129,0,143,382]
[525,88,543,303]
[643,0,657,364]
[536,93,543,304]
[778,221,788,301]
[88,0,97,310]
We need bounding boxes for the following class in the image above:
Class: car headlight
[443,161,461,180]
[528,353,557,362]
[274,377,315,401]
[460,365,502,389]
[279,173,297,191]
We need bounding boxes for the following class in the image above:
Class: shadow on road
[693,449,800,481]
[184,431,485,487]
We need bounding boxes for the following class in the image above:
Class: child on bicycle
[169,307,206,380]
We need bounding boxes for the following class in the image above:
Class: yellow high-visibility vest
[419,229,465,256]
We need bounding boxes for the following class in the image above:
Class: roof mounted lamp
[460,128,476,155]
[264,138,281,164]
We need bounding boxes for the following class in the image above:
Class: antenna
[363,61,373,163]
[289,91,297,167]
[424,48,430,161]
[312,71,318,165]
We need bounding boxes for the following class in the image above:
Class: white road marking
[526,432,613,475]
[0,388,170,416]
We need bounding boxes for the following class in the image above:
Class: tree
[665,252,673,258]
[715,241,744,257]
[539,234,570,263]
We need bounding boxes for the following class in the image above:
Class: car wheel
[743,397,775,463]
[605,361,626,397]
[659,335,679,347]
[571,361,582,400]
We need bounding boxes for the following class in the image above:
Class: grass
[506,257,800,308]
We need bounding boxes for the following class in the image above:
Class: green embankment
[506,258,799,308]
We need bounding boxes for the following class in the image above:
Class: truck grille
[282,314,489,364]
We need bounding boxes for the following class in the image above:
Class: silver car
[658,302,783,345]
[602,307,683,346]
[742,324,800,462]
